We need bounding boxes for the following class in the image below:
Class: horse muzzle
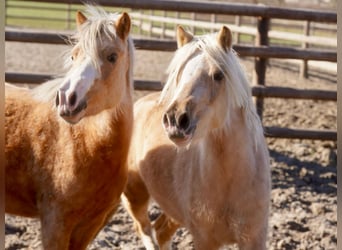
[56,90,88,124]
[162,110,197,147]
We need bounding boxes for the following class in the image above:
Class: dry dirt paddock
[5,40,337,249]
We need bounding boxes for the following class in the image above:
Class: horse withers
[123,26,271,250]
[5,6,134,249]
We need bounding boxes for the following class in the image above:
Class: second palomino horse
[123,26,270,250]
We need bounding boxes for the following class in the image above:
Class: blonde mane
[160,33,263,145]
[31,5,134,105]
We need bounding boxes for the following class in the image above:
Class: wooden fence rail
[25,0,337,23]
[130,12,337,47]
[5,29,337,62]
[4,72,337,102]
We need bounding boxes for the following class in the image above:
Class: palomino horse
[5,6,134,249]
[123,26,270,250]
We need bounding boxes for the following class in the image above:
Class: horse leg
[68,208,117,250]
[192,235,220,250]
[152,213,180,250]
[40,207,74,250]
[122,170,157,250]
[238,232,267,250]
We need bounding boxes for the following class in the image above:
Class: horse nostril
[55,92,60,107]
[68,92,77,107]
[178,113,190,131]
[163,113,170,128]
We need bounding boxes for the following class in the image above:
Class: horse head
[56,7,132,124]
[161,26,235,147]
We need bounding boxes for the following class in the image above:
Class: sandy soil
[5,39,337,250]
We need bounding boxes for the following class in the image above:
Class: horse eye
[107,53,117,63]
[213,71,224,81]
[71,55,74,61]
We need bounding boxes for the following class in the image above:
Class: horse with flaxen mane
[5,6,134,249]
[123,26,270,250]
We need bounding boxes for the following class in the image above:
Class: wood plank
[5,73,337,101]
[5,29,336,61]
[264,127,336,140]
[29,0,337,22]
[131,12,336,47]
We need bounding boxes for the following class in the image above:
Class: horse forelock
[160,33,263,147]
[161,34,251,107]
[65,6,123,75]
[159,40,198,105]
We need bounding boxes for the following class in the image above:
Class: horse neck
[61,92,133,157]
[196,109,259,181]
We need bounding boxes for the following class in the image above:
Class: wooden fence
[5,0,337,141]
[131,12,337,47]
[132,11,336,79]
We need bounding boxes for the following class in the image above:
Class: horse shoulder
[133,92,165,145]
[130,91,180,201]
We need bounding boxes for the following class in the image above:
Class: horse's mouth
[59,100,88,124]
[166,124,196,147]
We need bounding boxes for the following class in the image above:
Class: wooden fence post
[210,13,216,33]
[138,10,143,35]
[234,16,241,44]
[161,10,166,39]
[253,17,269,120]
[174,11,180,38]
[67,3,71,30]
[300,20,310,78]
[191,13,196,34]
[5,0,11,26]
[149,10,154,37]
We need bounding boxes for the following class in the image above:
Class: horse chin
[58,100,88,124]
[60,110,86,124]
[167,130,194,148]
[170,136,192,147]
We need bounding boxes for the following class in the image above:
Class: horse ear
[177,26,193,48]
[217,26,232,52]
[115,12,131,40]
[76,11,87,29]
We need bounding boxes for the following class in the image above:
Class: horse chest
[44,128,127,196]
[177,161,238,224]
[186,191,244,243]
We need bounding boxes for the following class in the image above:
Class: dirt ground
[5,38,337,250]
